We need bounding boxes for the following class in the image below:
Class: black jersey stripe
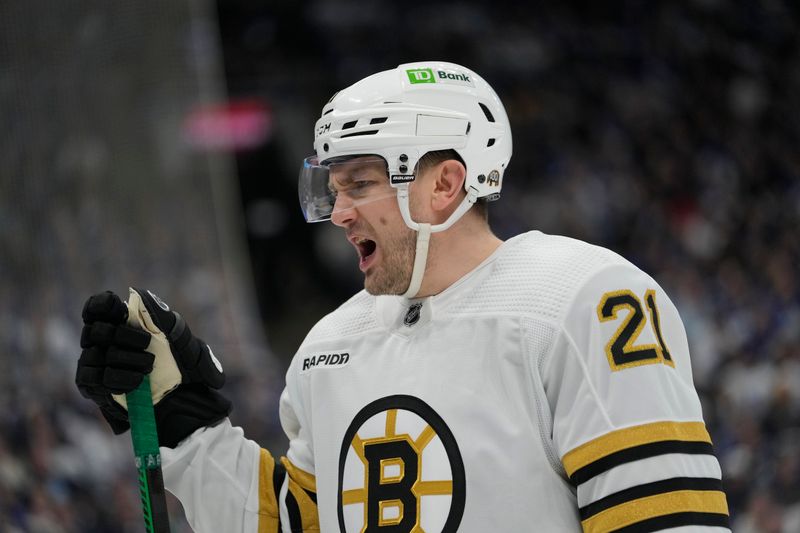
[570,440,715,486]
[579,477,724,520]
[580,490,729,532]
[271,459,285,532]
[284,487,303,532]
[286,481,319,530]
[272,460,286,505]
[612,511,730,532]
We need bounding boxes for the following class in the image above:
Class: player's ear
[430,160,466,213]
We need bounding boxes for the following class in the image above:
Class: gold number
[597,290,673,371]
[644,289,673,366]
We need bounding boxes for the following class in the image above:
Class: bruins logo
[337,395,465,532]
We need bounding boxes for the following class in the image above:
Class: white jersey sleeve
[160,391,320,533]
[542,262,730,532]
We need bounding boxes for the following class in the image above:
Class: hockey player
[76,61,730,532]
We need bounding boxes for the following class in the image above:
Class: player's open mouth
[353,237,377,271]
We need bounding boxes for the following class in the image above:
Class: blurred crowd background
[2,0,798,531]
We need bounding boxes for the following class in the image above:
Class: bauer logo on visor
[390,174,415,184]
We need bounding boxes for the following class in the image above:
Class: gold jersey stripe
[286,477,321,532]
[258,449,279,533]
[562,421,711,477]
[281,457,317,493]
[581,490,729,533]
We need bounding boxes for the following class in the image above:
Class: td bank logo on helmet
[406,67,474,86]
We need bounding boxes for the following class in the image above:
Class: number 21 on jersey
[597,289,674,371]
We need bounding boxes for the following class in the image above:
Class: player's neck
[414,222,502,298]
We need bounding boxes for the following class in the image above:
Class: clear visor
[298,155,398,222]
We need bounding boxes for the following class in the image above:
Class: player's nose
[330,196,356,227]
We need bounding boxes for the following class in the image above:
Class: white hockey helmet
[299,60,512,223]
[299,61,512,297]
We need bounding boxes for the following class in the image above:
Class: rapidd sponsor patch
[406,67,475,87]
[301,352,351,372]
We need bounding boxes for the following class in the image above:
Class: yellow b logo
[338,396,465,532]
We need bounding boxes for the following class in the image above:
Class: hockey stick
[127,375,171,533]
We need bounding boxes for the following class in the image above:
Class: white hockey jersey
[161,231,730,532]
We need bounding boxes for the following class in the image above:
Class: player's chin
[362,273,387,296]
[363,270,412,296]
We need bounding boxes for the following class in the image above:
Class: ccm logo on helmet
[301,352,350,372]
[315,123,331,138]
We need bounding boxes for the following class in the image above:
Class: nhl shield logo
[403,302,423,326]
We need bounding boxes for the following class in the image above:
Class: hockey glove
[76,288,231,447]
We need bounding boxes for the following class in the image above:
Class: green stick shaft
[127,376,171,533]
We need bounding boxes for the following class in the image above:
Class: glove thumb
[111,288,183,408]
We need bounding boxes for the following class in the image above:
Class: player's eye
[344,179,375,197]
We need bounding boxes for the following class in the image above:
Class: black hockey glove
[76,288,231,447]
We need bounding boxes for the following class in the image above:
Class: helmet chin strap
[397,185,479,298]
[402,223,431,298]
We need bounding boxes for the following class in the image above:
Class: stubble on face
[362,218,417,295]
[362,176,437,295]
